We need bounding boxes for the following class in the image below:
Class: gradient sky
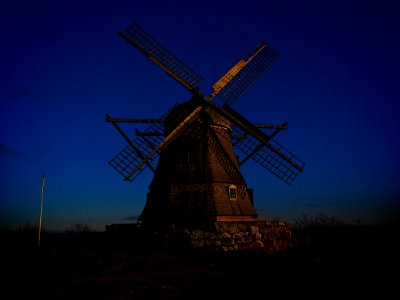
[1,0,399,231]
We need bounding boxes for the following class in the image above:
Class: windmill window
[228,185,237,201]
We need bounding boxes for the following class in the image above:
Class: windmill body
[107,22,305,229]
[141,96,257,225]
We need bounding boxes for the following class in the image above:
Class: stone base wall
[180,220,292,253]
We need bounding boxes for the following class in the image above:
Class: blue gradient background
[1,0,399,231]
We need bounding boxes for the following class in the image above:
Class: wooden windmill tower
[107,22,305,228]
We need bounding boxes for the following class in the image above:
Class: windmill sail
[120,22,203,93]
[213,42,279,106]
[109,105,204,181]
[108,109,171,181]
[232,126,304,184]
[124,106,203,180]
[215,104,304,185]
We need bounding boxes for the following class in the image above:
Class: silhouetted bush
[291,213,353,259]
[17,222,39,232]
[293,213,345,230]
[67,221,93,233]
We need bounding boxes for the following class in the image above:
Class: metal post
[38,174,45,247]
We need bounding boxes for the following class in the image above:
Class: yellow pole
[38,174,45,247]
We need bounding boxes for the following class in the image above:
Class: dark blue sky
[1,0,399,231]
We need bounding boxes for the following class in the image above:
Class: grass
[1,221,398,299]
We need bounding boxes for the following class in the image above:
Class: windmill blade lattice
[109,104,204,181]
[231,126,304,185]
[206,102,304,185]
[120,22,204,93]
[216,42,279,106]
[109,107,175,181]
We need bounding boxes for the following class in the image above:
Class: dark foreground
[1,224,398,299]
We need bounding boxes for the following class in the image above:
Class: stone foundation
[180,220,292,253]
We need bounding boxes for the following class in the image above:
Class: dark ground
[1,224,398,299]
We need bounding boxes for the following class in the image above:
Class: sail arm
[120,22,203,94]
[221,105,303,172]
[123,106,203,180]
[211,42,279,106]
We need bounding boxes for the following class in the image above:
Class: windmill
[106,22,305,227]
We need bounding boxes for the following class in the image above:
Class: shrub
[293,213,345,230]
[67,221,93,233]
